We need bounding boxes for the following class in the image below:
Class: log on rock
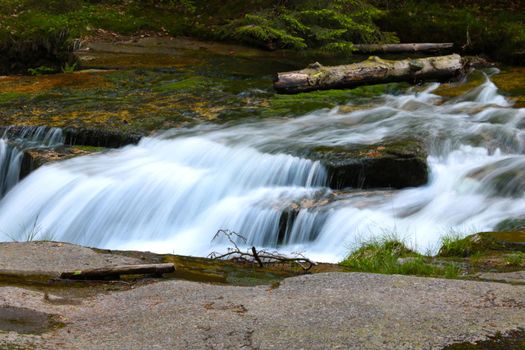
[274,54,464,94]
[60,263,175,280]
[354,43,454,54]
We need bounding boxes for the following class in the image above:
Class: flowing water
[0,127,63,197]
[0,72,524,262]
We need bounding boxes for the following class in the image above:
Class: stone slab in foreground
[1,272,525,349]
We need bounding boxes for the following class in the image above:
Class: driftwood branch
[354,43,454,54]
[60,263,175,280]
[274,54,465,94]
[209,229,318,272]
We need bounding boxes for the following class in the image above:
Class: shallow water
[0,70,523,262]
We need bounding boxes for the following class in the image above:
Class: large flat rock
[0,242,142,277]
[1,272,524,349]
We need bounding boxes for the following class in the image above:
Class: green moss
[442,328,525,350]
[0,92,28,104]
[153,76,210,92]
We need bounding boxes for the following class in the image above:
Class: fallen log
[60,263,175,280]
[354,43,454,54]
[274,54,464,94]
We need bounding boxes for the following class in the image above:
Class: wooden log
[60,263,175,280]
[354,43,454,54]
[274,54,465,94]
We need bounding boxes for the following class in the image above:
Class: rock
[20,146,105,179]
[303,139,428,189]
[467,158,525,198]
[63,127,142,148]
[495,217,525,232]
[478,270,525,284]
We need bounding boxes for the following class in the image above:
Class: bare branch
[209,229,318,272]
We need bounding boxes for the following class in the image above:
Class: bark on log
[354,43,454,54]
[274,54,465,94]
[60,263,175,280]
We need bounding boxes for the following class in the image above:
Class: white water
[0,75,524,262]
[0,127,63,196]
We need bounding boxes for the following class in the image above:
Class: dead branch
[209,229,318,272]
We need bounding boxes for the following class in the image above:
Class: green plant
[505,252,525,266]
[444,263,460,279]
[61,61,78,73]
[439,233,473,257]
[28,66,56,76]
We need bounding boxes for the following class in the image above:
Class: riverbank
[1,0,523,75]
[1,241,525,349]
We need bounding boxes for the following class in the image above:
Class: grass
[5,215,56,242]
[505,252,525,267]
[340,237,459,278]
[438,231,505,257]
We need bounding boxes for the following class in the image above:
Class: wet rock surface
[20,146,105,178]
[301,138,429,189]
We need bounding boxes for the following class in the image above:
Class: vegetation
[340,238,459,278]
[438,232,507,257]
[373,0,525,64]
[1,0,522,74]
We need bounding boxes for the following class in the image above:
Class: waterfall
[0,76,523,262]
[0,126,64,197]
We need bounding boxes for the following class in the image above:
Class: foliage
[216,0,398,51]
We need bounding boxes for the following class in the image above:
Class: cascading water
[0,74,523,262]
[0,126,64,197]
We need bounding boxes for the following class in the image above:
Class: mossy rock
[438,231,525,257]
[304,138,428,189]
[20,145,106,178]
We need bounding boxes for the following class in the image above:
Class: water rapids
[0,74,524,262]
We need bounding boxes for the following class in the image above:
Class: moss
[442,328,525,350]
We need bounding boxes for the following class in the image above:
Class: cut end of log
[60,263,176,280]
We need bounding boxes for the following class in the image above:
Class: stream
[0,67,524,262]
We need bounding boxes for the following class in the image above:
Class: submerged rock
[302,139,428,189]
